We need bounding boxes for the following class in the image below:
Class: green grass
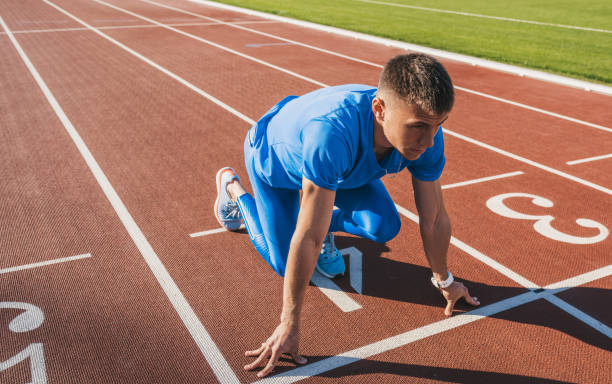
[208,0,612,85]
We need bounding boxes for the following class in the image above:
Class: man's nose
[419,127,437,148]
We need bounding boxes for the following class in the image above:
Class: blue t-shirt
[250,84,445,191]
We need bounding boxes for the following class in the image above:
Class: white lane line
[545,295,612,339]
[0,13,239,384]
[149,0,612,133]
[443,129,612,195]
[190,224,245,238]
[92,0,327,88]
[0,19,278,35]
[567,153,612,165]
[310,270,362,313]
[355,0,612,34]
[252,264,612,383]
[546,265,612,292]
[394,204,540,289]
[441,171,524,190]
[0,254,92,275]
[344,247,363,295]
[453,86,612,134]
[246,42,295,47]
[188,0,612,96]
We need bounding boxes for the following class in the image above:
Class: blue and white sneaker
[214,167,242,231]
[315,233,345,278]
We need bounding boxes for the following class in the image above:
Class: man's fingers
[444,299,456,317]
[257,348,281,378]
[244,345,270,371]
[463,287,480,306]
[291,352,308,365]
[245,343,266,357]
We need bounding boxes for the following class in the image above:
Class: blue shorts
[237,122,402,277]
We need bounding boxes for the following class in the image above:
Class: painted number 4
[0,302,47,384]
[486,193,609,244]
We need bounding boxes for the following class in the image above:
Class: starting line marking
[0,254,92,275]
[190,224,245,238]
[310,247,364,312]
[1,12,240,384]
[544,295,612,339]
[253,264,612,383]
[441,171,524,190]
[246,42,295,48]
[310,270,362,313]
[566,153,612,165]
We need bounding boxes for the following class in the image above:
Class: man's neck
[373,119,392,162]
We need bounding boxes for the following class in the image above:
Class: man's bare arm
[245,178,336,377]
[282,178,336,327]
[412,176,480,316]
[412,177,451,280]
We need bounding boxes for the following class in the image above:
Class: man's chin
[402,150,423,160]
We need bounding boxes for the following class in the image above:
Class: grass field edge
[189,0,612,96]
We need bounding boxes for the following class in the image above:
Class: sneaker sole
[315,264,343,279]
[214,167,240,231]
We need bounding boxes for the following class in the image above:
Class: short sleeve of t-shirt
[302,119,351,191]
[406,128,446,181]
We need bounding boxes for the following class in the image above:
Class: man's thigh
[244,136,300,273]
[334,179,401,242]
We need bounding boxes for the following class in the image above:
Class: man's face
[374,94,449,160]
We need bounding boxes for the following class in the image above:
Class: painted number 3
[0,302,47,384]
[486,193,609,245]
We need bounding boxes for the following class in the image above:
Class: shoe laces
[321,233,336,260]
[222,200,241,220]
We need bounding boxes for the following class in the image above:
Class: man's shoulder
[295,84,376,128]
[301,84,377,108]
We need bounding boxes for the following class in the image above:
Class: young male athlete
[213,53,480,378]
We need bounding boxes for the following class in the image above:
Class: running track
[1,0,610,383]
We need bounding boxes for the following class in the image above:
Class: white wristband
[431,271,453,289]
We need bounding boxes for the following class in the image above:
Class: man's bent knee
[369,212,401,243]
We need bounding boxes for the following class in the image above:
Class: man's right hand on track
[439,281,480,316]
[244,321,308,378]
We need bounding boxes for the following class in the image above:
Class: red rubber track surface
[1,0,610,383]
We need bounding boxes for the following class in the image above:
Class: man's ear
[372,96,385,121]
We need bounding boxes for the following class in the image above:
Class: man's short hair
[378,53,454,115]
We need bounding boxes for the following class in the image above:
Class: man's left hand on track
[244,321,308,378]
[439,281,480,316]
